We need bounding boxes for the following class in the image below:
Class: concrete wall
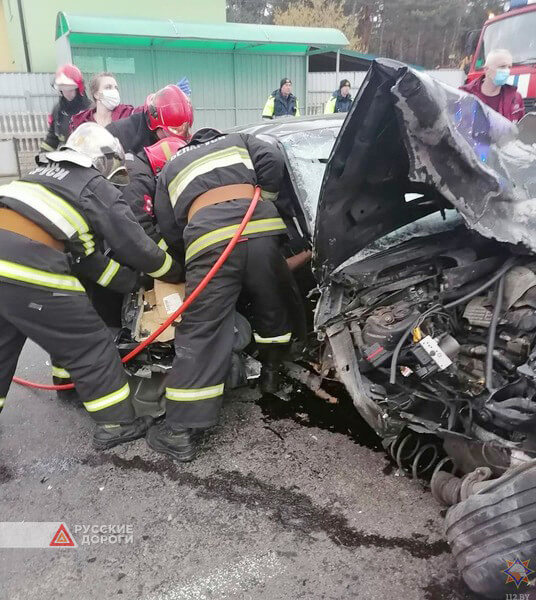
[0,0,227,72]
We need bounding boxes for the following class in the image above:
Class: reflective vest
[262,90,300,119]
[324,91,353,114]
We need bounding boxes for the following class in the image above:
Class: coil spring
[386,430,445,482]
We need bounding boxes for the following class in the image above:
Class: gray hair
[485,49,513,68]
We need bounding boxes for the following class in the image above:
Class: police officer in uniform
[149,127,295,462]
[107,85,192,154]
[324,79,352,114]
[262,78,300,119]
[0,123,182,449]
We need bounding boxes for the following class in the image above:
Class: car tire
[444,459,536,598]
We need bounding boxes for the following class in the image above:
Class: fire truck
[466,0,536,113]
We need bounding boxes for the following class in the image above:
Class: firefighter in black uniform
[124,137,188,245]
[40,64,91,152]
[0,123,182,450]
[149,127,295,462]
[107,85,192,154]
[72,135,190,332]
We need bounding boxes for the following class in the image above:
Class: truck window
[481,11,536,64]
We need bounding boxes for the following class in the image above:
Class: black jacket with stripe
[107,112,157,155]
[123,151,162,245]
[40,93,92,152]
[0,159,181,294]
[154,132,287,270]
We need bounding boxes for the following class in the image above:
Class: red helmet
[143,137,188,175]
[54,64,85,94]
[145,85,193,135]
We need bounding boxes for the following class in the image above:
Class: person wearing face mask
[70,72,140,132]
[461,49,525,123]
[40,64,92,152]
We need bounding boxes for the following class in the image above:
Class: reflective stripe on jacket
[155,131,287,265]
[324,91,352,114]
[0,160,180,293]
[262,90,300,119]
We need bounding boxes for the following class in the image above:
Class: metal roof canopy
[56,12,349,54]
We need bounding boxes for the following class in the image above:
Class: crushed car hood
[313,58,536,284]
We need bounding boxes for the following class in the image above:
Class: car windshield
[279,126,340,226]
[478,11,536,66]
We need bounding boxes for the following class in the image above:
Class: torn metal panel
[314,58,536,284]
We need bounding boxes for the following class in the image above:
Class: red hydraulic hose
[12,186,262,391]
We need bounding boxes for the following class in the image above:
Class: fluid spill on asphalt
[0,464,13,483]
[256,378,383,452]
[82,453,449,560]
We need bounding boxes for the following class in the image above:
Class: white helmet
[46,123,129,185]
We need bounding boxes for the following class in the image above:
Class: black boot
[259,363,281,394]
[258,345,285,394]
[93,417,149,450]
[146,422,198,462]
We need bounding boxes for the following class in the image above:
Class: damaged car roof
[314,58,536,284]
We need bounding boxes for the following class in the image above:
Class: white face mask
[99,88,121,111]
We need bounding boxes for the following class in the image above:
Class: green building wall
[71,45,307,129]
[1,0,226,72]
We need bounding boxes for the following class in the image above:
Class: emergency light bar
[504,0,536,11]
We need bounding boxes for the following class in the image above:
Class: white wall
[307,69,465,114]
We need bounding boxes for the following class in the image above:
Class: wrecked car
[314,58,536,598]
[118,59,536,597]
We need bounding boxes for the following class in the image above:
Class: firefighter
[107,85,192,154]
[149,126,295,462]
[262,78,300,119]
[40,64,91,152]
[0,123,182,449]
[324,79,353,114]
[123,137,188,245]
[76,136,189,330]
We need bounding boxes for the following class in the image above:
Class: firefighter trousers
[165,235,292,429]
[0,281,135,424]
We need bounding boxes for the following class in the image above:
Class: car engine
[335,229,536,445]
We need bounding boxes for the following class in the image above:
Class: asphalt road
[0,341,479,600]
